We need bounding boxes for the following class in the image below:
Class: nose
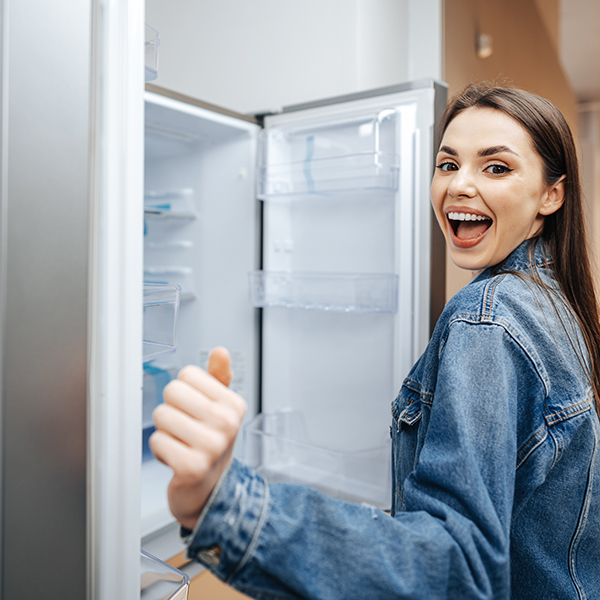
[447,166,476,199]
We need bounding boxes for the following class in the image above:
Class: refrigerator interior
[141,90,261,537]
[245,85,440,508]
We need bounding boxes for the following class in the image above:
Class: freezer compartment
[249,270,399,313]
[243,411,392,508]
[145,24,160,83]
[140,550,189,600]
[143,283,182,363]
[258,108,399,198]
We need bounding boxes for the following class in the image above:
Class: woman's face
[431,107,564,273]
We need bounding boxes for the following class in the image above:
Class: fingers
[176,364,246,417]
[153,402,226,452]
[149,429,210,480]
[208,346,233,387]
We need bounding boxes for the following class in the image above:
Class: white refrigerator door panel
[249,84,439,508]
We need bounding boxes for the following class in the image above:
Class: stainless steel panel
[1,0,92,597]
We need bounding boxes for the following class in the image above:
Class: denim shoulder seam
[482,272,508,319]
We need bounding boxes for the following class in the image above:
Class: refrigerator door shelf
[243,411,392,509]
[140,550,189,600]
[144,24,160,83]
[249,270,399,313]
[257,151,399,198]
[258,107,399,199]
[143,283,182,363]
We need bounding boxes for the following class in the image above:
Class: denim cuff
[184,459,270,581]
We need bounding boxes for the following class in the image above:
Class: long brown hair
[440,84,600,413]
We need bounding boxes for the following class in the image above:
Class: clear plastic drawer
[140,550,189,600]
[143,283,181,363]
[243,411,391,508]
[249,270,399,313]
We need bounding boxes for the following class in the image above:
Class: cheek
[430,178,444,212]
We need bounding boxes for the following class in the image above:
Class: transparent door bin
[243,411,392,508]
[143,283,182,363]
[258,109,399,198]
[258,152,399,198]
[249,271,399,313]
[145,24,160,83]
[141,550,189,600]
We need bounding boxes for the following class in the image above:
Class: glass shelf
[243,411,391,508]
[145,24,160,83]
[143,283,181,363]
[249,270,398,313]
[144,189,197,220]
[140,550,189,600]
[144,208,197,220]
[258,151,399,198]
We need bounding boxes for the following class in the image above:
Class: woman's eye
[436,161,458,172]
[485,164,512,175]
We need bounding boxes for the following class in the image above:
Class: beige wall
[443,0,579,299]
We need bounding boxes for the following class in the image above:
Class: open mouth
[447,211,493,245]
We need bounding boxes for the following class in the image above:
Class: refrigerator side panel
[0,0,95,598]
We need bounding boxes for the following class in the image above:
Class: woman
[150,85,600,599]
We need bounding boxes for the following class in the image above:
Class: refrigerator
[0,2,445,597]
[140,78,447,561]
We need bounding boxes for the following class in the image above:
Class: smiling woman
[150,85,600,600]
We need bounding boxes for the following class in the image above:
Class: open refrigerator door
[244,82,445,509]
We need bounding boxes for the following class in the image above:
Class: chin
[448,251,490,273]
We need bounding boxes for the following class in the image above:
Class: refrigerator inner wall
[141,92,260,537]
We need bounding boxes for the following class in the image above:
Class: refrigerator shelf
[257,151,399,198]
[140,550,189,600]
[145,24,160,83]
[243,411,391,508]
[249,270,399,313]
[143,283,181,363]
[144,208,197,220]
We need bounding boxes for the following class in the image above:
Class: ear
[538,175,566,216]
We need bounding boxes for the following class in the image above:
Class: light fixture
[476,33,493,59]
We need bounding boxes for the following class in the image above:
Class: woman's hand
[149,347,246,531]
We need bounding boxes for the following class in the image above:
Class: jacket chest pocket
[391,392,423,515]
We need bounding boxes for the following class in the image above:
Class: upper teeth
[447,212,490,221]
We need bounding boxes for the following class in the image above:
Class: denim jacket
[183,240,600,600]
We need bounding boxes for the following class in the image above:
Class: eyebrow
[437,144,519,157]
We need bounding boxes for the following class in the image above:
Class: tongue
[456,220,491,240]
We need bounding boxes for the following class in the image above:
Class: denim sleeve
[185,322,531,600]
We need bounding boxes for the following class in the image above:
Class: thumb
[207,346,233,387]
